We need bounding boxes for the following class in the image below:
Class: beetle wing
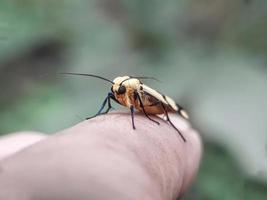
[141,85,177,111]
[141,84,189,119]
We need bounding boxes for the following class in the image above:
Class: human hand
[0,112,202,200]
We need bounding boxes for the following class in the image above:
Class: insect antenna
[59,72,114,84]
[130,76,161,82]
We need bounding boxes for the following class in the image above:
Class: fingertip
[86,112,202,197]
[180,128,202,194]
[163,113,202,195]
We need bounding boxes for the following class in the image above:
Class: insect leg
[102,92,123,114]
[135,91,160,125]
[86,93,115,119]
[130,105,136,129]
[102,94,113,114]
[161,103,186,142]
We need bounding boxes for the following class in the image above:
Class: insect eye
[117,85,126,94]
[111,86,114,93]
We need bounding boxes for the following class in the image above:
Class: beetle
[61,73,189,142]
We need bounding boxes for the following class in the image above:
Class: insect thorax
[112,76,141,107]
[112,76,141,92]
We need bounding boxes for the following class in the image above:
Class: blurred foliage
[1,0,267,199]
[185,142,267,200]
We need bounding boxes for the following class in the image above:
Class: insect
[61,73,189,142]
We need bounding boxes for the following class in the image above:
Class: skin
[0,112,202,200]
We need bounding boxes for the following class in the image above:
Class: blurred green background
[1,0,267,199]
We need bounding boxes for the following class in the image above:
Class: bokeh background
[1,0,267,199]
